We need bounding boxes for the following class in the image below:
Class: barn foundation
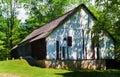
[35,60,106,70]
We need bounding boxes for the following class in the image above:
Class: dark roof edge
[80,4,97,20]
[106,30,116,43]
[34,4,97,30]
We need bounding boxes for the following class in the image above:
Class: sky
[17,8,28,23]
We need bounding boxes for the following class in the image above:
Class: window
[67,36,72,46]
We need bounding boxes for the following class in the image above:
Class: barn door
[31,38,46,60]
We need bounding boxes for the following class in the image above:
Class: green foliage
[24,0,92,34]
[93,0,120,59]
[0,40,5,50]
[0,0,23,60]
[23,0,70,36]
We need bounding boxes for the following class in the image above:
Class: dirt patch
[0,73,21,77]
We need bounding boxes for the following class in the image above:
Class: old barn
[11,4,114,69]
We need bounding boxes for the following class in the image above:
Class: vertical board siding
[99,35,114,59]
[46,8,114,60]
[18,42,32,57]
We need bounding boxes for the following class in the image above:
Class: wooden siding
[46,8,114,60]
[17,42,32,57]
[99,34,114,59]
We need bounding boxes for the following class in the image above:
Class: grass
[0,59,120,77]
[0,60,69,77]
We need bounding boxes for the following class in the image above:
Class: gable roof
[20,4,97,44]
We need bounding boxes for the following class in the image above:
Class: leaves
[94,0,120,58]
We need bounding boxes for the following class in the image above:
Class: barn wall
[11,48,19,59]
[17,42,32,58]
[46,8,114,60]
[99,34,114,59]
[46,8,94,60]
[31,38,46,60]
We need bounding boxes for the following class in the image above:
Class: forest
[0,0,120,60]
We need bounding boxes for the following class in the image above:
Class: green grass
[0,60,69,77]
[0,59,120,77]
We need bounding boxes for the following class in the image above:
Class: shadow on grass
[56,69,120,77]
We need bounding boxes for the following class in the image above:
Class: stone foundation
[35,60,106,70]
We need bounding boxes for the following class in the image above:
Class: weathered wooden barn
[11,4,114,69]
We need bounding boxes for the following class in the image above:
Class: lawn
[0,59,120,77]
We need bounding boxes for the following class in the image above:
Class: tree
[24,0,92,33]
[0,15,7,60]
[93,0,120,59]
[22,0,68,34]
[0,0,22,60]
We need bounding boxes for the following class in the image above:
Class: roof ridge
[19,4,96,44]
